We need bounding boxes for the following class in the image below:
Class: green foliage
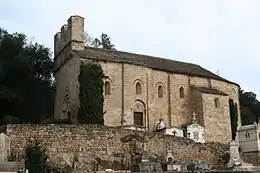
[100,33,115,50]
[0,27,54,124]
[77,63,105,124]
[84,32,116,50]
[25,140,72,173]
[187,162,195,172]
[240,89,260,125]
[229,100,238,140]
[25,140,49,173]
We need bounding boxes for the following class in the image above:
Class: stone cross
[0,133,10,163]
[192,112,197,123]
[172,130,177,136]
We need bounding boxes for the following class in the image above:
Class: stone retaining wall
[4,124,258,171]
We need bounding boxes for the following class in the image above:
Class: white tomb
[165,127,184,137]
[237,121,260,153]
[182,112,205,143]
[0,133,10,163]
[0,133,25,173]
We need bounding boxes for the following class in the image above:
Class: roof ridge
[74,46,239,87]
[84,46,202,67]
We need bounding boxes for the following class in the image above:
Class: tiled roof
[181,121,205,128]
[74,47,238,86]
[191,86,228,96]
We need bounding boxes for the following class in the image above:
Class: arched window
[136,82,142,95]
[105,81,111,96]
[158,85,163,98]
[179,87,184,98]
[215,98,220,108]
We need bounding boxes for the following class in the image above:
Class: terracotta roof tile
[74,47,238,86]
[192,86,228,96]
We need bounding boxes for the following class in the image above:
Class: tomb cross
[192,112,197,123]
[172,130,177,136]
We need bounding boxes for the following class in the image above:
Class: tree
[100,33,115,50]
[84,32,115,50]
[77,63,105,124]
[239,89,260,125]
[229,100,238,140]
[0,28,54,124]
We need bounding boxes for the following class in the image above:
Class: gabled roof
[74,47,239,86]
[238,124,259,131]
[191,86,228,96]
[181,121,205,128]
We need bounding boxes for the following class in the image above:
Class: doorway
[134,112,144,126]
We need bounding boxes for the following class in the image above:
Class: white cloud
[0,0,259,99]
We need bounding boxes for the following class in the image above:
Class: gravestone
[0,133,25,172]
[227,140,243,167]
[166,150,174,162]
[226,140,260,172]
[138,143,163,172]
[0,133,10,163]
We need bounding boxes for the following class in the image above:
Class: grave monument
[0,133,25,172]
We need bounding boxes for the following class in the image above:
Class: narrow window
[215,98,220,108]
[67,112,71,121]
[179,87,184,98]
[245,132,250,139]
[158,85,163,98]
[136,82,142,95]
[105,81,111,96]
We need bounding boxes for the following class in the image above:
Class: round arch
[132,100,146,127]
[61,91,71,121]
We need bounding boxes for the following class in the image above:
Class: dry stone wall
[4,124,258,171]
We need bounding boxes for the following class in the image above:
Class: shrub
[24,140,72,173]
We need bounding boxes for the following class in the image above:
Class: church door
[134,112,143,126]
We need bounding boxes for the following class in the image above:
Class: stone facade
[53,15,241,144]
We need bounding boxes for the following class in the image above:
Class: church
[53,15,241,143]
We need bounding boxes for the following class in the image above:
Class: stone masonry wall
[4,124,231,171]
[6,124,259,171]
[93,60,240,143]
[202,93,231,143]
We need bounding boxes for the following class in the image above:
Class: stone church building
[53,15,241,143]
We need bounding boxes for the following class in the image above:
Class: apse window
[158,85,163,98]
[105,81,111,96]
[179,87,184,98]
[136,82,142,95]
[214,98,220,108]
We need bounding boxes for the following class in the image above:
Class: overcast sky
[1,0,259,98]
